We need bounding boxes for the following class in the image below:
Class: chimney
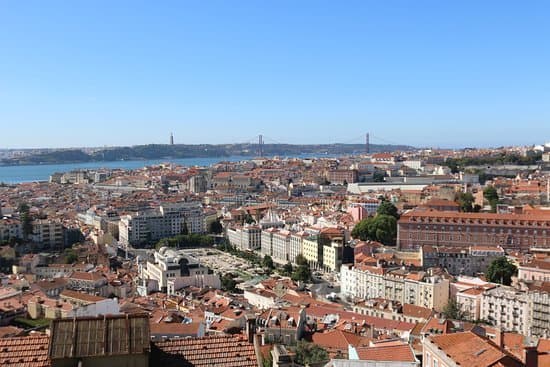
[245,314,256,344]
[523,346,538,367]
[494,328,503,349]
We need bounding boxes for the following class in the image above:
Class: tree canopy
[155,233,214,250]
[293,341,329,366]
[486,257,517,286]
[377,200,399,219]
[455,192,480,213]
[209,219,223,234]
[262,255,275,270]
[442,299,466,320]
[483,186,499,213]
[351,214,397,245]
[18,202,33,239]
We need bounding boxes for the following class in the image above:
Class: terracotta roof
[311,330,371,351]
[69,271,105,281]
[356,344,416,362]
[60,289,105,303]
[153,335,258,367]
[0,335,50,367]
[402,304,433,320]
[150,322,202,337]
[460,287,486,296]
[428,332,523,367]
[0,326,24,339]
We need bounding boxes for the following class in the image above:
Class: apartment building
[34,263,93,279]
[119,202,204,245]
[341,264,450,311]
[421,245,504,276]
[67,271,108,296]
[0,218,21,241]
[480,286,530,336]
[289,231,308,265]
[261,227,277,258]
[518,258,550,282]
[529,287,550,338]
[31,219,65,250]
[456,286,486,321]
[323,241,344,272]
[398,208,550,251]
[271,229,291,265]
[302,235,322,270]
[227,225,261,251]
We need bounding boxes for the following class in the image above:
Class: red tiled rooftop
[428,332,523,367]
[153,335,258,367]
[0,335,50,367]
[356,344,416,362]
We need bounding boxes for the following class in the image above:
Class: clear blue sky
[1,1,549,149]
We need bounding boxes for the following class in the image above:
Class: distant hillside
[0,143,414,166]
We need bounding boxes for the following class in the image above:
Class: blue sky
[1,1,549,149]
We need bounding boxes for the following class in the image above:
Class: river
[0,156,254,183]
[0,154,331,183]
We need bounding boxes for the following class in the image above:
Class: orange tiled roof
[0,335,50,367]
[311,329,371,351]
[356,343,416,362]
[153,335,258,367]
[428,332,523,367]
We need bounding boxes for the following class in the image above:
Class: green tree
[372,171,386,182]
[483,186,499,213]
[243,213,256,225]
[282,262,293,276]
[221,273,237,292]
[209,219,223,234]
[351,215,397,245]
[181,221,189,235]
[295,254,308,266]
[63,248,78,264]
[455,192,475,212]
[442,299,466,320]
[377,200,399,219]
[370,214,397,245]
[291,263,312,282]
[486,257,517,285]
[18,203,33,239]
[293,341,329,366]
[351,218,370,241]
[263,255,275,270]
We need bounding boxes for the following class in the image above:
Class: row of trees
[155,233,214,250]
[445,151,542,173]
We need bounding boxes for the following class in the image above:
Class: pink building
[348,206,368,223]
[518,258,550,282]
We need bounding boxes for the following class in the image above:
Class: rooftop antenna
[170,132,174,145]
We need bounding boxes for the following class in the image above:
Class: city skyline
[1,1,550,148]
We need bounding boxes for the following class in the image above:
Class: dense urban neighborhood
[0,144,550,367]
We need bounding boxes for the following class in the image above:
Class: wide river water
[0,154,329,183]
[0,156,255,183]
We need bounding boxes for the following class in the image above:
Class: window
[433,360,439,367]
